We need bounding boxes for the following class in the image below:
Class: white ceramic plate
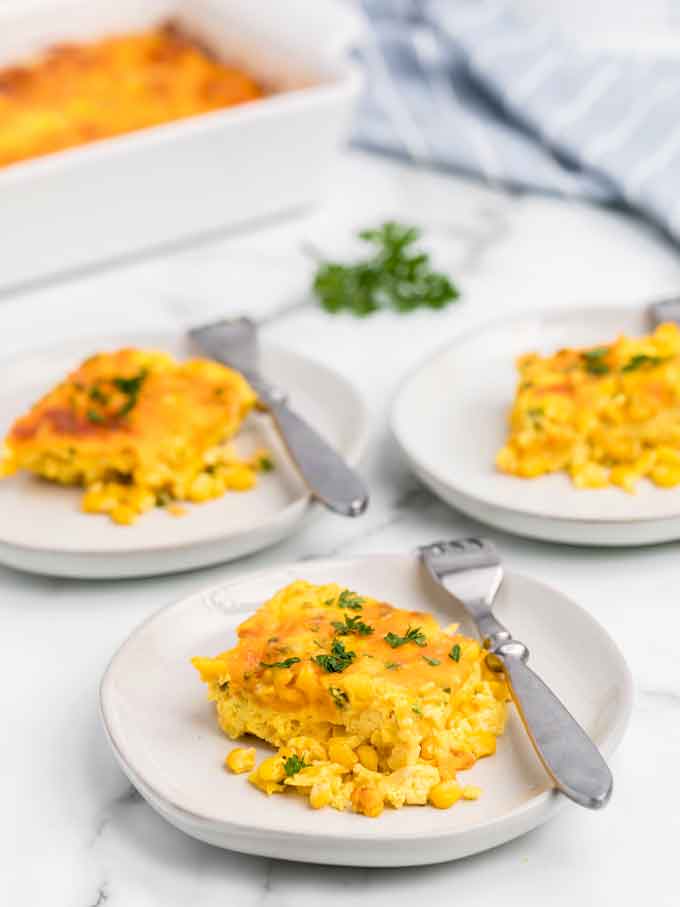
[0,332,368,578]
[392,304,680,546]
[100,553,632,867]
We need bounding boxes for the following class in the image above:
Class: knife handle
[490,644,613,809]
[267,400,369,517]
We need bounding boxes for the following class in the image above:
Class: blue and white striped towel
[354,0,680,240]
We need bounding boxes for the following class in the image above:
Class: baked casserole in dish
[193,580,509,817]
[0,0,361,290]
[0,22,262,168]
[0,348,270,524]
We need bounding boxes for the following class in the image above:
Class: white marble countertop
[2,149,679,906]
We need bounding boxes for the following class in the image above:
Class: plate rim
[390,302,680,526]
[0,330,370,556]
[99,552,633,847]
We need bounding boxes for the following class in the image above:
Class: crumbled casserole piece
[496,322,680,491]
[0,22,262,168]
[0,348,270,524]
[193,581,509,817]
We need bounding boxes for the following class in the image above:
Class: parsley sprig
[449,644,462,663]
[331,614,374,637]
[313,639,356,673]
[283,755,309,777]
[384,626,427,649]
[422,655,441,666]
[337,590,364,610]
[113,369,148,416]
[581,347,610,375]
[622,353,668,372]
[260,657,301,669]
[311,222,459,317]
[84,368,149,424]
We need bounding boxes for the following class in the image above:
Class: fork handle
[267,400,369,517]
[492,645,613,809]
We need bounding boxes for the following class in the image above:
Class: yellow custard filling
[496,322,680,491]
[0,347,270,524]
[193,580,509,818]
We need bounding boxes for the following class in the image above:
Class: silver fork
[420,538,613,809]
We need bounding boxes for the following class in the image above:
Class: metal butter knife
[189,317,369,517]
[649,297,680,327]
[420,538,613,810]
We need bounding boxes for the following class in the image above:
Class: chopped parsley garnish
[412,704,422,715]
[443,686,451,693]
[86,409,105,424]
[337,590,364,610]
[329,686,349,709]
[155,490,172,507]
[311,221,459,317]
[384,626,427,649]
[527,407,544,421]
[258,455,274,472]
[331,614,374,637]
[218,680,230,692]
[449,644,462,663]
[88,385,109,404]
[622,353,668,372]
[113,368,148,417]
[422,655,441,666]
[581,347,610,375]
[283,755,309,777]
[259,656,301,669]
[313,639,356,673]
[385,662,401,670]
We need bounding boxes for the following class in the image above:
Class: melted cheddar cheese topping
[0,348,267,524]
[496,322,680,491]
[193,581,508,817]
[0,23,262,168]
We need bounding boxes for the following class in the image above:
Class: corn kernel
[309,782,332,810]
[356,744,378,772]
[295,662,319,700]
[224,465,256,491]
[471,732,497,758]
[351,786,384,818]
[328,739,358,770]
[273,668,294,691]
[188,472,214,501]
[429,780,463,809]
[111,504,137,524]
[225,747,256,774]
[345,673,373,700]
[278,686,305,706]
[420,736,437,761]
[191,656,228,683]
[462,785,482,800]
[258,755,286,783]
[449,749,476,771]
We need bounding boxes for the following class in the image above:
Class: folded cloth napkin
[354,0,680,240]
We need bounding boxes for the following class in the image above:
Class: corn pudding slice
[496,322,680,491]
[193,581,508,817]
[0,23,262,168]
[0,348,267,524]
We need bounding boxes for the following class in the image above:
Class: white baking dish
[0,0,362,292]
